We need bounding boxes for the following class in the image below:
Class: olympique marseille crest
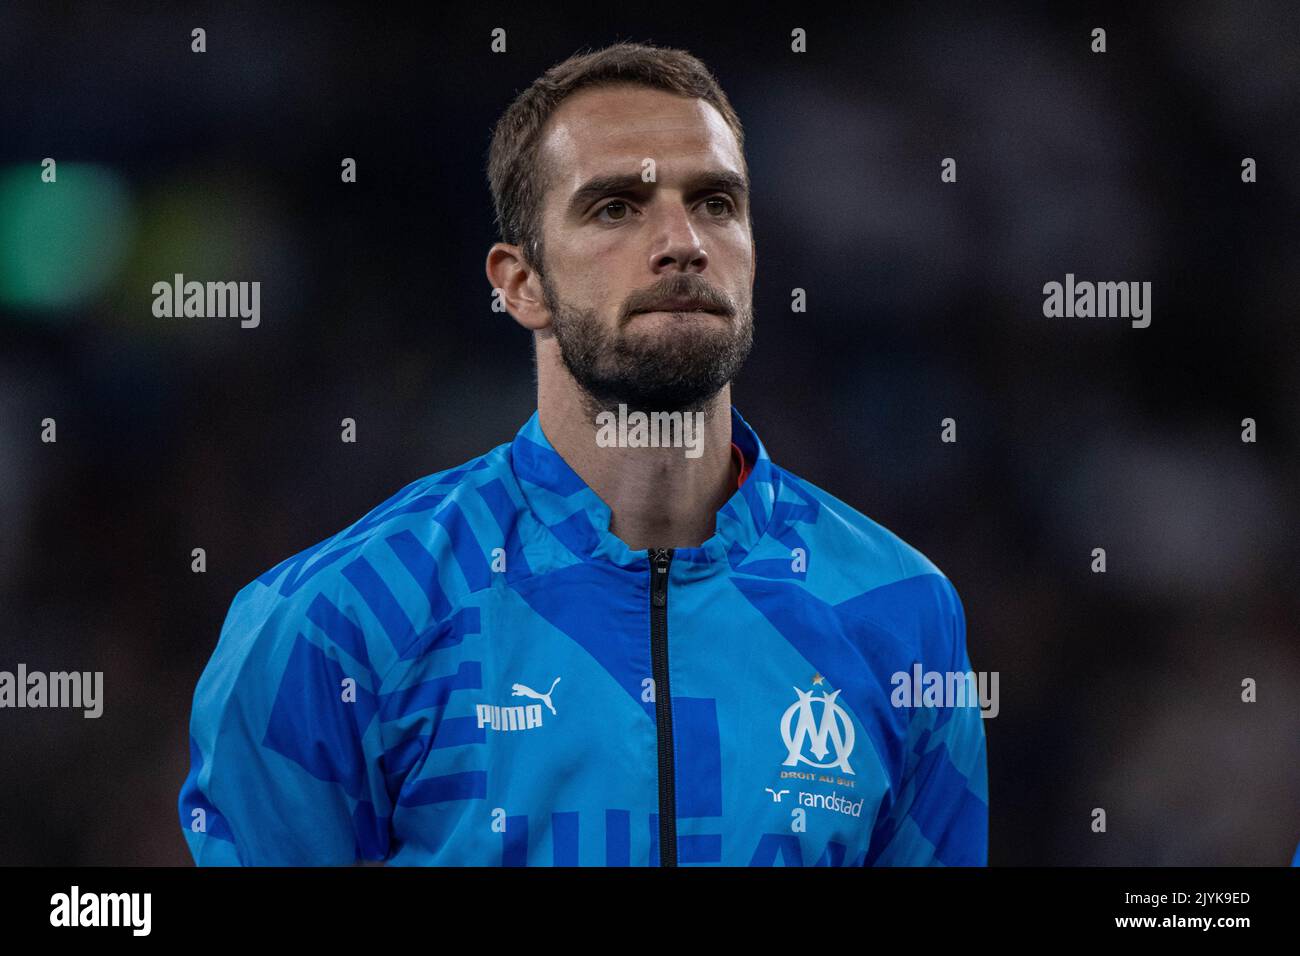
[780,677,855,775]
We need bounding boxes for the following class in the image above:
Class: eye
[596,200,632,222]
[702,195,735,217]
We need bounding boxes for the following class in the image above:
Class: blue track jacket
[179,406,989,866]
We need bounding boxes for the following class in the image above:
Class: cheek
[549,258,610,309]
[713,223,752,259]
[713,232,755,289]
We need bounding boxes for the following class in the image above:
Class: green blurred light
[0,163,135,312]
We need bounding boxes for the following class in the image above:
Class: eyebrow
[564,169,750,219]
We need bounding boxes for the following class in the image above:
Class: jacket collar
[509,405,779,572]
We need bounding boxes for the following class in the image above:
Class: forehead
[537,84,743,194]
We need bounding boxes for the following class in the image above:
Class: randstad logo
[476,677,560,732]
[798,790,865,818]
[780,684,855,775]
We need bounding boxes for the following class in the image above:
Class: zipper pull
[651,548,672,605]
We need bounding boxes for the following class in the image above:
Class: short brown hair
[486,41,747,275]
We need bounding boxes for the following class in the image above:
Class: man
[179,41,988,866]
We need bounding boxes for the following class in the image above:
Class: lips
[637,302,722,314]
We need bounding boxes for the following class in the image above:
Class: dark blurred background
[1,2,1297,865]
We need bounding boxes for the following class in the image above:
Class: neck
[536,351,736,551]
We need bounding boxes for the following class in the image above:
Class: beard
[540,271,753,416]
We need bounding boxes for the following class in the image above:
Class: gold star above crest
[811,673,824,686]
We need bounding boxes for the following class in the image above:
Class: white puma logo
[765,788,790,802]
[511,677,561,715]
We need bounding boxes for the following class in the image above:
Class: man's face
[534,83,755,413]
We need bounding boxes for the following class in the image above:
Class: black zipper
[649,546,676,866]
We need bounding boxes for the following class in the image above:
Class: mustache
[623,277,734,319]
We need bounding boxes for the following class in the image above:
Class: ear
[486,243,551,331]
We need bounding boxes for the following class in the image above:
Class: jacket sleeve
[869,577,989,866]
[177,576,395,865]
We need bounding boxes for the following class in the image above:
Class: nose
[648,201,708,274]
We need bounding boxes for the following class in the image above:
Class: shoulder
[772,464,965,662]
[773,463,952,588]
[226,441,515,645]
